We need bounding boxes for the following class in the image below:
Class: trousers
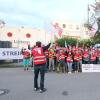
[34,64,46,90]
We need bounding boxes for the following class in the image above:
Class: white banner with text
[82,64,100,72]
[0,48,23,60]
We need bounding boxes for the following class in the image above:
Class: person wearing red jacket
[22,48,31,70]
[83,47,90,64]
[48,46,56,71]
[66,52,73,73]
[31,41,51,93]
[78,50,82,72]
[73,50,80,72]
[57,47,67,73]
[90,50,97,64]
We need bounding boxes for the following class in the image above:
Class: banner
[82,64,100,72]
[0,48,23,60]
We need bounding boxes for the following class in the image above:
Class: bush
[56,37,77,47]
[56,37,97,47]
[78,39,95,47]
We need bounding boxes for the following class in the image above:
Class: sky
[0,0,96,29]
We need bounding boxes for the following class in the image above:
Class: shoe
[68,72,72,74]
[39,88,47,93]
[75,71,78,73]
[53,70,55,72]
[34,88,39,91]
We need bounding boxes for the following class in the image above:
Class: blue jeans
[67,62,72,72]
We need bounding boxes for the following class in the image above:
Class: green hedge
[56,36,100,47]
[56,37,77,47]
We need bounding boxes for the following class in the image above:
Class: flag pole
[88,4,90,25]
[44,21,46,44]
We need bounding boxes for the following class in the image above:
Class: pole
[44,20,47,45]
[88,4,90,25]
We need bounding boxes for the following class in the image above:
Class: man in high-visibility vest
[57,47,67,73]
[73,49,80,72]
[31,41,51,93]
[78,48,82,72]
[48,46,56,71]
[66,51,73,73]
[90,49,97,64]
[83,47,90,64]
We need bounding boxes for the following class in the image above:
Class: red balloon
[7,32,12,37]
[26,33,31,38]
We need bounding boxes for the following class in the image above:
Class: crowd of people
[21,41,100,93]
[21,42,100,73]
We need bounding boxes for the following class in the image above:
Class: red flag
[53,23,63,37]
[58,28,63,37]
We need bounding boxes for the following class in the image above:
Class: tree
[79,39,95,47]
[92,32,100,44]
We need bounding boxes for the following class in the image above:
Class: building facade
[0,20,90,48]
[52,20,89,39]
[0,26,51,48]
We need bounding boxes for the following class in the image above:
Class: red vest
[91,53,96,61]
[83,51,89,58]
[58,49,65,61]
[49,49,55,59]
[78,53,82,61]
[97,51,100,57]
[74,53,79,62]
[58,55,65,61]
[66,54,73,62]
[22,51,30,58]
[32,47,46,65]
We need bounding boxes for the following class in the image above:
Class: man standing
[31,41,51,93]
[48,46,56,71]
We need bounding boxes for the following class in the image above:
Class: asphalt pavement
[0,67,100,100]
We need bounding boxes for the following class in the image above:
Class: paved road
[0,68,100,100]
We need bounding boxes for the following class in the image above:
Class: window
[62,24,66,28]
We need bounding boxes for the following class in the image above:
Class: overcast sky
[0,0,95,29]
